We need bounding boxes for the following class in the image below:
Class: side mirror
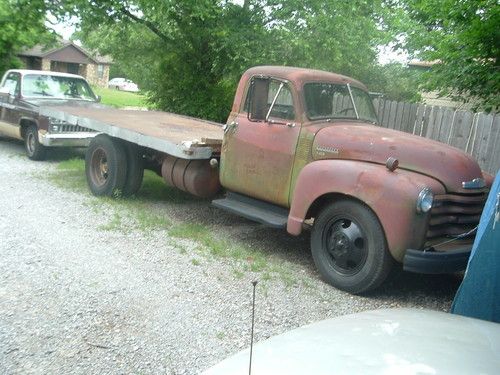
[96,95,101,103]
[0,86,11,97]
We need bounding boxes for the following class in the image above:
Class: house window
[97,65,104,79]
[67,63,79,75]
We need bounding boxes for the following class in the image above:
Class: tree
[0,0,54,75]
[395,0,500,111]
[367,63,423,102]
[68,0,271,122]
[265,1,387,82]
[62,0,420,121]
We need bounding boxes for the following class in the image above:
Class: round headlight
[417,188,433,213]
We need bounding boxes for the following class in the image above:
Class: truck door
[0,72,22,139]
[220,77,300,207]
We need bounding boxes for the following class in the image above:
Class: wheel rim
[89,147,109,187]
[27,132,36,155]
[322,218,368,275]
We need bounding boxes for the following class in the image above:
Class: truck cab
[216,66,491,293]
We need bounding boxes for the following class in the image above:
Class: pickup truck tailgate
[40,106,224,159]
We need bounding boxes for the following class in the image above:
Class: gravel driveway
[0,139,462,374]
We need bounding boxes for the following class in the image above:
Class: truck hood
[312,123,485,193]
[21,98,107,110]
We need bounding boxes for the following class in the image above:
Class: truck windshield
[304,82,378,124]
[22,74,97,101]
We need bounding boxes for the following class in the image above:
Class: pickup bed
[39,66,492,294]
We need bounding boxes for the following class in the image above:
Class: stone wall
[85,64,110,88]
[41,58,51,71]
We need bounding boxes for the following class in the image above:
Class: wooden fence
[373,99,500,175]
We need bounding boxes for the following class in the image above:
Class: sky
[46,14,78,43]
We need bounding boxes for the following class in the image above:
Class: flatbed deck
[40,106,224,159]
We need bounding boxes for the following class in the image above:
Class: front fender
[287,160,445,261]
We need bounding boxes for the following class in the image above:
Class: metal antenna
[249,280,258,375]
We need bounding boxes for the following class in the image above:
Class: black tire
[85,135,127,196]
[24,125,46,160]
[311,200,393,294]
[121,141,144,196]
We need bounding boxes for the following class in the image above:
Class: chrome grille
[427,192,488,241]
[59,124,92,133]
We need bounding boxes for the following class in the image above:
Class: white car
[108,77,139,92]
[203,308,500,375]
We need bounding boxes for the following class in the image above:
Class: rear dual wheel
[85,135,143,197]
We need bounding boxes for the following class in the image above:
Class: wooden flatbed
[40,106,224,159]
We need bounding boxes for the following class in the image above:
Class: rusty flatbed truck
[40,66,492,294]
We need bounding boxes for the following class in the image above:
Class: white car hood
[202,308,500,375]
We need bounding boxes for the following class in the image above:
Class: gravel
[0,138,462,374]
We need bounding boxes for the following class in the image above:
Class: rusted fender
[287,160,445,261]
[483,171,494,187]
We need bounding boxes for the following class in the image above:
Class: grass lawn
[92,86,148,108]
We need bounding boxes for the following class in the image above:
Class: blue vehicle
[452,171,500,323]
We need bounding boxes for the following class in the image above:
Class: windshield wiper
[33,91,54,97]
[346,84,360,119]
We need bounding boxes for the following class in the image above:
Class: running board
[212,192,288,229]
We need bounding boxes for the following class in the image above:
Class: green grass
[48,157,87,191]
[92,86,148,108]
[168,222,298,283]
[45,158,172,232]
[191,258,201,266]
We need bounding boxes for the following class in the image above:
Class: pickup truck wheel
[25,125,46,160]
[311,200,393,294]
[85,135,127,196]
[121,141,144,196]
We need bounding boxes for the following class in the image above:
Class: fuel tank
[161,156,221,198]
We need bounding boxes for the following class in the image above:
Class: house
[408,60,474,110]
[18,40,112,87]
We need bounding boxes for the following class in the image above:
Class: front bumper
[39,132,97,147]
[403,247,471,274]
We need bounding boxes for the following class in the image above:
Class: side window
[267,80,295,120]
[2,73,20,96]
[244,77,295,121]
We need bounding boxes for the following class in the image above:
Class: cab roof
[243,66,368,90]
[5,69,85,80]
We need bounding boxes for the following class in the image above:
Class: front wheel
[25,125,46,160]
[311,200,393,294]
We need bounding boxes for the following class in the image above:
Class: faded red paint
[312,123,484,193]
